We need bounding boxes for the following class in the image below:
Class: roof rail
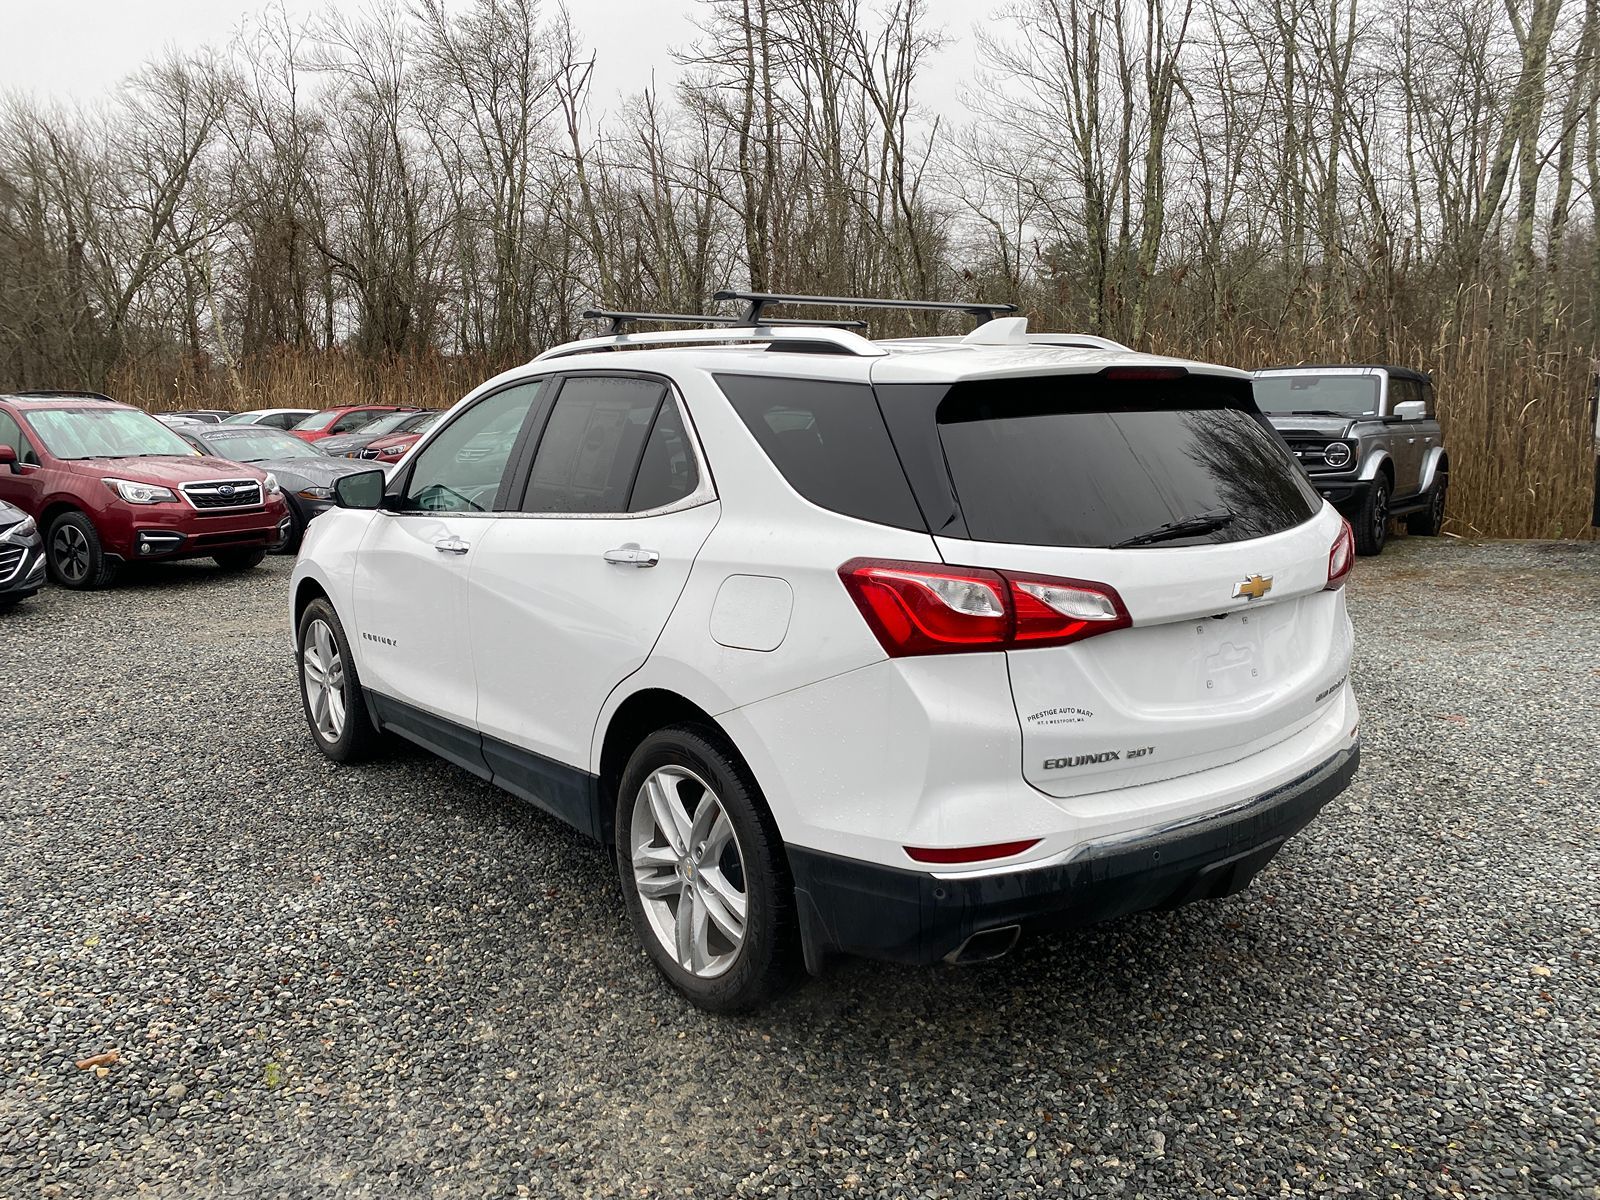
[581,308,868,335]
[714,290,1017,325]
[10,389,117,401]
[533,324,888,363]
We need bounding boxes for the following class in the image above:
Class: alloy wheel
[1372,482,1388,547]
[51,524,89,584]
[630,765,749,978]
[301,618,348,742]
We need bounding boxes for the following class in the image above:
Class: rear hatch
[874,369,1352,798]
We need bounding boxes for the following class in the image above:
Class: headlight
[296,486,334,501]
[1323,442,1353,468]
[0,515,36,542]
[264,473,282,495]
[106,478,177,504]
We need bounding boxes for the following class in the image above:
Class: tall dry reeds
[105,315,1596,542]
[1163,306,1597,541]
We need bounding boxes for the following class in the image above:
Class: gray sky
[3,0,983,118]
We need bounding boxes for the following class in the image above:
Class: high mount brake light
[1098,365,1189,382]
[839,558,1131,657]
[1326,520,1355,590]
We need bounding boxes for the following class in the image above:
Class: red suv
[0,392,292,589]
[286,405,414,443]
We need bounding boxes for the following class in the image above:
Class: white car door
[352,380,545,773]
[468,374,718,833]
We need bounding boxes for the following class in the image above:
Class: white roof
[529,320,1249,385]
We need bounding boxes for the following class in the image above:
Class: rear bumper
[789,743,1358,971]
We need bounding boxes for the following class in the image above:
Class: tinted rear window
[931,378,1319,548]
[715,374,924,531]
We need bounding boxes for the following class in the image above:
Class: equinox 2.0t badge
[1232,574,1273,601]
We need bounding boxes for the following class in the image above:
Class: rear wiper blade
[1112,509,1235,549]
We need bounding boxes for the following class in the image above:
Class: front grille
[359,447,383,459]
[1286,439,1349,474]
[182,479,263,510]
[0,544,23,583]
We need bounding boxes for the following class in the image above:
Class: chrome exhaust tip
[945,925,1021,965]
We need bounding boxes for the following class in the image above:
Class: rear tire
[615,724,800,1012]
[1353,475,1389,556]
[213,548,266,571]
[1405,472,1447,536]
[46,512,118,590]
[296,598,383,762]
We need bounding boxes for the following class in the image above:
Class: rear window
[715,374,924,530]
[925,377,1319,548]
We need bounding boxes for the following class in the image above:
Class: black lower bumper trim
[789,745,1359,971]
[1313,478,1370,506]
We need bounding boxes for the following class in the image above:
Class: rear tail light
[839,558,1131,656]
[1326,520,1355,590]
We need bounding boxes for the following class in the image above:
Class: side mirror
[333,469,387,510]
[1393,400,1427,421]
[0,445,15,472]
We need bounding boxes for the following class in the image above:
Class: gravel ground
[1,536,1597,1199]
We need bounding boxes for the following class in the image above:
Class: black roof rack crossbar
[713,290,1018,326]
[581,309,740,335]
[581,308,869,335]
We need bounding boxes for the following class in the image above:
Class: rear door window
[518,376,665,514]
[924,377,1319,548]
[715,374,924,530]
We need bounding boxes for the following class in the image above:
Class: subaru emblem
[218,484,235,497]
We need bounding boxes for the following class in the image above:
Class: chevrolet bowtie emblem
[1233,574,1273,601]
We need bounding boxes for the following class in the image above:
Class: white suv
[290,294,1361,1011]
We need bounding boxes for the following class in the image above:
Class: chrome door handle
[604,544,660,568]
[434,536,470,555]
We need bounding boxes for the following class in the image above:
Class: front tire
[1353,475,1390,556]
[47,512,118,590]
[616,725,800,1012]
[279,509,305,555]
[296,598,382,762]
[1406,472,1447,536]
[214,548,267,571]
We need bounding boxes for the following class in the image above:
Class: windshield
[27,407,198,459]
[1253,374,1379,416]
[349,411,414,437]
[293,409,344,431]
[199,429,321,461]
